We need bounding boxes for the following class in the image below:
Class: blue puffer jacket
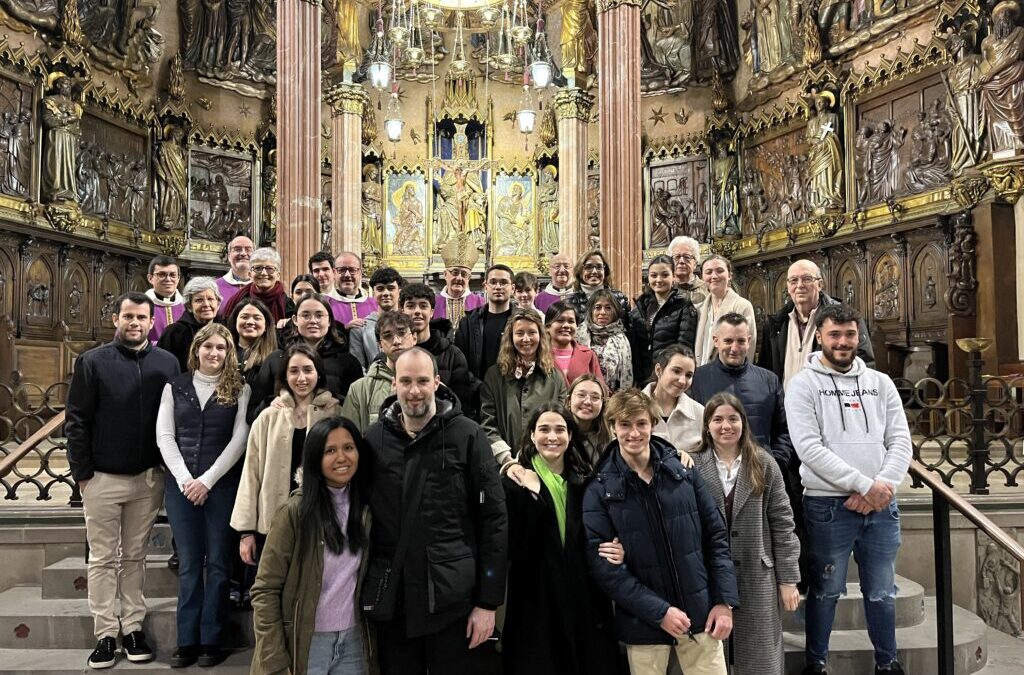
[582,436,739,645]
[689,358,794,473]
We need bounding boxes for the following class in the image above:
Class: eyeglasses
[571,391,603,403]
[787,275,821,286]
[487,279,511,287]
[550,263,571,271]
[380,328,412,342]
[583,263,605,272]
[446,268,470,278]
[151,272,179,280]
[251,265,278,275]
[336,266,361,275]
[672,254,697,263]
[297,311,327,321]
[229,246,253,254]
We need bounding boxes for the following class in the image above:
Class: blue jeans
[164,471,239,647]
[803,495,901,668]
[307,627,367,675]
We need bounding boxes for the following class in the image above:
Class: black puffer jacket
[422,318,480,415]
[689,358,794,473]
[757,293,875,380]
[630,288,699,381]
[66,341,181,481]
[583,435,739,645]
[361,385,508,638]
[246,338,363,423]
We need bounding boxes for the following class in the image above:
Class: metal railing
[910,459,1024,675]
[0,379,75,504]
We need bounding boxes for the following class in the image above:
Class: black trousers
[376,614,501,675]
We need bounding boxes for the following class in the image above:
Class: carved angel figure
[41,74,82,203]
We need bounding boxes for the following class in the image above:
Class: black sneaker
[198,645,227,667]
[87,637,117,669]
[171,646,199,668]
[876,663,905,675]
[802,665,828,675]
[122,630,155,663]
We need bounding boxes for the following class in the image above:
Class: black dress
[502,471,622,675]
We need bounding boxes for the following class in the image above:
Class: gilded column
[555,88,594,262]
[325,83,369,255]
[276,0,323,282]
[597,0,643,300]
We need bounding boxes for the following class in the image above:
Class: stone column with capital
[555,88,594,263]
[276,0,323,282]
[325,82,369,255]
[597,0,643,300]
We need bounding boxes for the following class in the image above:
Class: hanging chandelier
[450,9,471,74]
[510,0,531,46]
[493,0,519,74]
[366,10,393,90]
[384,84,404,142]
[529,2,552,89]
[404,0,426,69]
[517,77,536,134]
[388,0,410,44]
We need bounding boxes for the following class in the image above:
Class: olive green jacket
[250,491,374,675]
[480,365,567,465]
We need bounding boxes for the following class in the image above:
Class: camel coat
[693,446,800,675]
[230,390,339,535]
[694,288,757,366]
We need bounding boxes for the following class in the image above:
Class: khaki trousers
[626,633,727,675]
[82,469,164,639]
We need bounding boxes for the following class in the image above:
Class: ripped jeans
[802,496,901,668]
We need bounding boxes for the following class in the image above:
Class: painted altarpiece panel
[384,168,429,271]
[491,171,537,270]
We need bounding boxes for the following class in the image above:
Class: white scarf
[783,305,818,388]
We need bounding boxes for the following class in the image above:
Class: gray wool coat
[693,446,800,675]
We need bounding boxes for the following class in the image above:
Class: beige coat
[694,287,757,366]
[641,382,704,454]
[230,390,339,535]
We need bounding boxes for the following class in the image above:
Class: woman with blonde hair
[156,323,251,667]
[694,255,756,366]
[480,310,567,469]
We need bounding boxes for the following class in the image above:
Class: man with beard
[66,293,181,669]
[668,236,707,306]
[215,235,253,306]
[362,348,507,674]
[535,251,575,312]
[785,304,911,675]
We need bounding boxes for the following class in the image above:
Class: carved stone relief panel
[645,155,710,249]
[0,72,35,199]
[976,530,1024,638]
[188,148,255,243]
[64,261,90,333]
[855,75,949,208]
[321,172,332,253]
[98,267,123,335]
[0,0,59,32]
[741,125,809,237]
[79,1,165,87]
[178,0,276,90]
[871,252,902,323]
[23,255,54,331]
[78,114,150,228]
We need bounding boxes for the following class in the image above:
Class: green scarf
[532,454,568,546]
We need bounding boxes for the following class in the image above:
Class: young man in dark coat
[455,264,514,383]
[400,283,480,414]
[66,292,181,669]
[361,348,508,675]
[583,389,739,675]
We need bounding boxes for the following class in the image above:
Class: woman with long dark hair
[251,417,372,675]
[156,323,250,667]
[577,288,634,391]
[545,301,605,387]
[501,403,620,675]
[641,344,704,455]
[630,254,698,381]
[228,298,278,387]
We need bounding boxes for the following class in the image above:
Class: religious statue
[857,119,906,205]
[0,110,31,196]
[740,167,770,233]
[361,164,383,257]
[41,73,82,203]
[154,124,188,231]
[433,163,486,253]
[496,182,534,257]
[539,106,557,148]
[873,260,900,320]
[754,0,785,72]
[321,200,333,252]
[978,1,1024,155]
[394,184,425,256]
[127,161,147,225]
[844,279,855,305]
[651,187,681,246]
[804,89,844,212]
[944,27,983,173]
[905,103,952,194]
[818,0,851,44]
[923,275,937,308]
[538,165,559,255]
[69,282,82,319]
[978,541,1024,637]
[712,145,740,237]
[692,0,741,80]
[261,161,277,245]
[335,0,361,70]
[560,0,598,86]
[642,0,691,87]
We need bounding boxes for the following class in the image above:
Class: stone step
[0,647,253,674]
[783,599,988,675]
[782,576,926,632]
[0,586,254,651]
[41,554,182,600]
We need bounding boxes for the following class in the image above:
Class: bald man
[757,259,874,387]
[215,236,253,305]
[535,252,575,313]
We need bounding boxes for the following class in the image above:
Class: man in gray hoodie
[784,304,912,675]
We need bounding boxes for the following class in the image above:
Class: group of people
[65,232,912,675]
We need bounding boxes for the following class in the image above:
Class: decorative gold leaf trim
[643,132,708,160]
[840,38,948,102]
